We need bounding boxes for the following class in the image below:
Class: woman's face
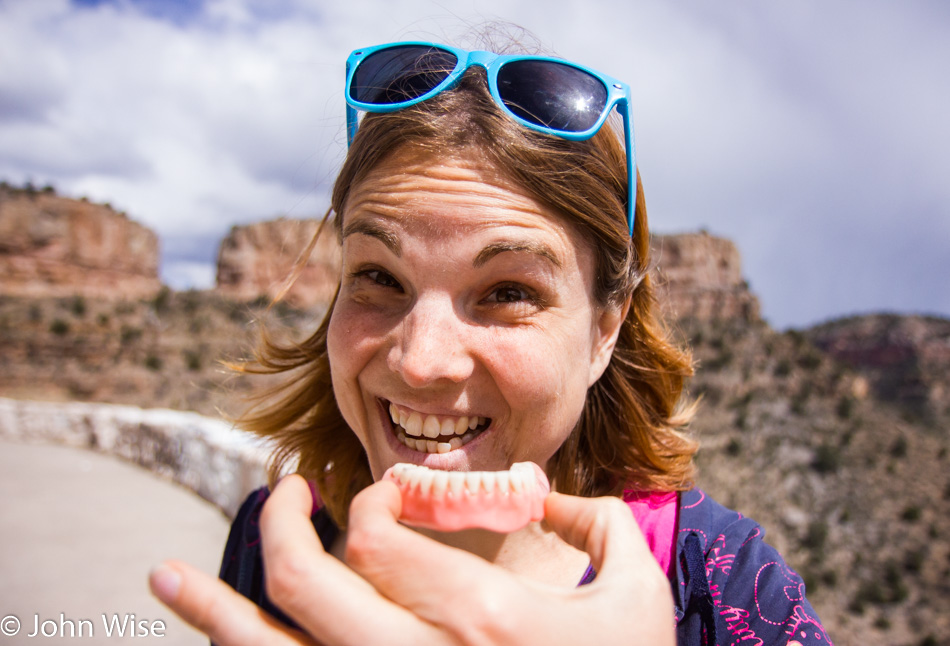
[327,146,624,482]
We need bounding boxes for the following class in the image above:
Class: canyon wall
[652,231,760,322]
[0,186,160,299]
[215,217,340,307]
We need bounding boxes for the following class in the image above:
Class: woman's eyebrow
[473,241,563,269]
[341,219,401,256]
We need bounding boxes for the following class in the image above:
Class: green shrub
[797,350,822,370]
[49,319,70,336]
[725,438,743,457]
[151,286,171,314]
[774,358,792,377]
[801,519,828,552]
[900,505,921,523]
[836,396,855,420]
[120,326,142,344]
[70,296,86,317]
[811,444,840,475]
[889,436,908,458]
[184,350,202,372]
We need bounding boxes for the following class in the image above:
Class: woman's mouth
[386,401,491,454]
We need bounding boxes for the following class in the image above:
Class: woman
[150,40,831,645]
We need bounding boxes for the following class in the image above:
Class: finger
[544,492,661,587]
[543,494,676,645]
[149,560,316,646]
[259,475,446,646]
[344,480,523,637]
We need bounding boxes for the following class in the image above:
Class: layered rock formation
[651,231,760,322]
[0,185,160,299]
[215,217,340,307]
[807,313,950,423]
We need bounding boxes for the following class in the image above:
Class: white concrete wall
[0,398,270,518]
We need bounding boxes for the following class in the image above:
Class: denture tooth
[423,415,441,439]
[392,463,407,480]
[408,467,425,491]
[389,403,399,424]
[449,437,463,450]
[465,472,481,494]
[448,472,465,496]
[417,469,434,494]
[436,441,452,454]
[425,440,438,453]
[432,470,449,497]
[440,418,456,436]
[509,469,525,493]
[480,471,496,492]
[468,417,478,430]
[405,412,423,437]
[512,462,534,488]
[454,416,469,435]
[495,471,510,494]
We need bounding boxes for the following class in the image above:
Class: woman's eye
[356,269,402,290]
[487,285,531,303]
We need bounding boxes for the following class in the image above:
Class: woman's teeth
[389,403,489,454]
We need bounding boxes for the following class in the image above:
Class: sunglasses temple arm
[621,100,636,236]
[345,61,357,146]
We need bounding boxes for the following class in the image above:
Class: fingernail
[149,564,181,603]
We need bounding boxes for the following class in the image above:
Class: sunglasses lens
[497,60,608,133]
[351,45,458,105]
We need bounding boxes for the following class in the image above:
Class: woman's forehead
[342,146,574,243]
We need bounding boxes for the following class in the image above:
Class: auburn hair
[236,69,697,527]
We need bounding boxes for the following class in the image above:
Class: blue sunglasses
[344,41,637,235]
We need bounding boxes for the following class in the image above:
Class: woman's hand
[150,475,675,645]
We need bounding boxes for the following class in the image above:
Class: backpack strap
[682,532,718,645]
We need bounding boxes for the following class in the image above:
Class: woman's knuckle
[342,512,390,570]
[263,551,310,607]
[451,584,519,645]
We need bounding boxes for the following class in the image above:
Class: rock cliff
[807,313,950,424]
[0,184,160,299]
[651,231,760,322]
[215,217,340,307]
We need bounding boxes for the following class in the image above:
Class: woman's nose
[388,294,474,387]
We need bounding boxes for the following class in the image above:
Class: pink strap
[622,490,678,576]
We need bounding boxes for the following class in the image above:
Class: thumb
[543,492,660,586]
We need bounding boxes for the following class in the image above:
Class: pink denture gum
[382,461,550,533]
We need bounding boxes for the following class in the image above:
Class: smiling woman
[149,35,831,646]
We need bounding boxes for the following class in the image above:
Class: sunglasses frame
[344,41,637,234]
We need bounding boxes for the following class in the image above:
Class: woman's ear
[588,296,631,387]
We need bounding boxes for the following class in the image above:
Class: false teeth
[383,462,550,533]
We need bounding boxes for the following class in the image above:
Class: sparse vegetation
[49,319,70,336]
[900,505,922,523]
[811,443,841,475]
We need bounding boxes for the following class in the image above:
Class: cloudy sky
[1,0,947,329]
